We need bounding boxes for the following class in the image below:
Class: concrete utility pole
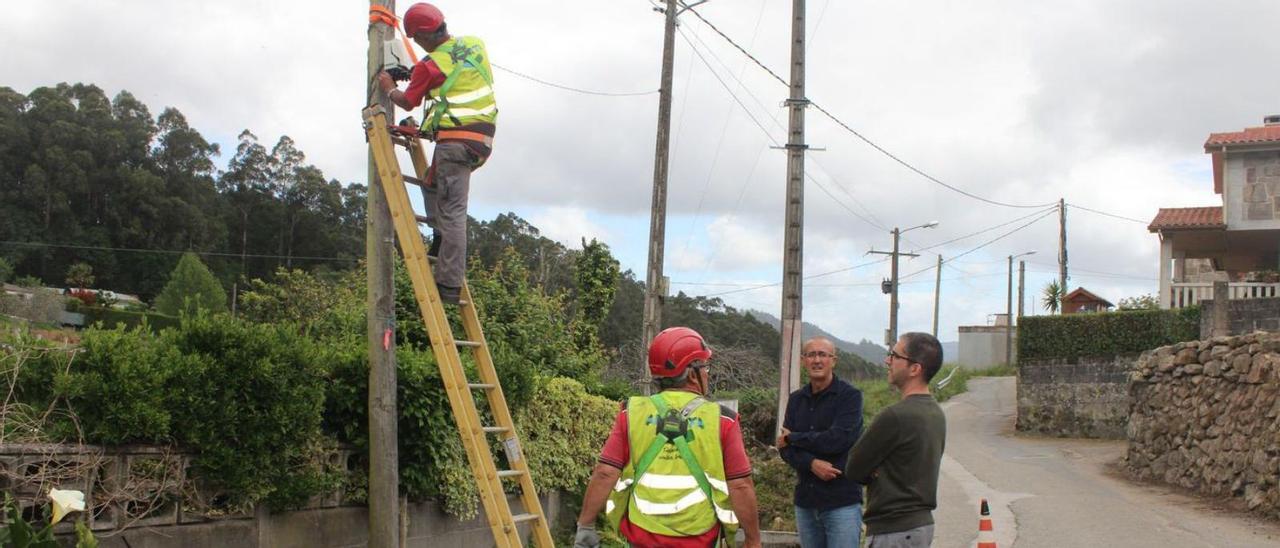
[932,255,942,337]
[775,0,808,437]
[870,222,936,347]
[1058,198,1068,309]
[641,0,679,393]
[366,2,398,546]
[1018,260,1026,322]
[1007,251,1035,366]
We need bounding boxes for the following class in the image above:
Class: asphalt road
[931,377,1280,548]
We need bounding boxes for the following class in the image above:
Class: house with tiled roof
[1149,115,1280,308]
[1062,287,1113,314]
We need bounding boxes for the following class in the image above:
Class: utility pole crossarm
[868,249,921,258]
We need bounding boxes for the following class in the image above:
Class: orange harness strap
[368,6,419,64]
[435,130,494,146]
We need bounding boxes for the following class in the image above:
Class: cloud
[5,0,1277,343]
[524,206,612,250]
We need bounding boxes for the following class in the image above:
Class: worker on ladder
[575,327,763,548]
[377,2,496,304]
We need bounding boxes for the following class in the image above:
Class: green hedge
[1018,307,1201,361]
[81,306,180,332]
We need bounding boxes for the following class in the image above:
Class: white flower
[48,488,86,525]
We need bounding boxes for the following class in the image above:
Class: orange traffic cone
[977,498,996,548]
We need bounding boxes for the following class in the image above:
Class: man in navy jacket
[777,337,865,547]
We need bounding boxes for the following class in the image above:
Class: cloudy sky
[5,1,1279,346]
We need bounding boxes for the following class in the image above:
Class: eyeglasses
[886,349,917,365]
[802,351,834,359]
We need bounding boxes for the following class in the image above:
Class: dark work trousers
[422,141,476,290]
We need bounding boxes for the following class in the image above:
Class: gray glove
[574,523,600,548]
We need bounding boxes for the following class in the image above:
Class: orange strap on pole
[369,5,419,64]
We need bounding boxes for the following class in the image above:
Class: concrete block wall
[958,325,1015,368]
[1016,355,1132,439]
[1200,296,1280,339]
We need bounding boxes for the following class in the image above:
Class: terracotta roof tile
[1204,125,1280,149]
[1147,206,1224,232]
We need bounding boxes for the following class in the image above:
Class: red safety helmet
[648,327,713,378]
[403,3,444,38]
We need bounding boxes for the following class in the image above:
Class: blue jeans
[795,503,862,548]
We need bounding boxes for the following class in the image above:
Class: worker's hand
[377,71,396,94]
[810,459,842,481]
[573,523,600,548]
[775,427,790,449]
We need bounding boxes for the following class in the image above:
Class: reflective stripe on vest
[604,392,739,538]
[422,36,498,134]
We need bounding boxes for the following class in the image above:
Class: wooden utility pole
[932,255,942,337]
[1058,198,1068,308]
[641,0,679,393]
[775,0,807,437]
[366,2,399,546]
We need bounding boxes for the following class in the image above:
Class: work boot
[427,231,442,258]
[436,284,461,305]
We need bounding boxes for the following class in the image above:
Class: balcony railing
[1169,282,1280,309]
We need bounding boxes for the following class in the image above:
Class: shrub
[163,313,336,510]
[1018,307,1201,362]
[80,307,180,332]
[515,377,615,494]
[154,253,227,316]
[324,338,480,518]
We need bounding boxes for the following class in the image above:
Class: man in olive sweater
[844,332,946,547]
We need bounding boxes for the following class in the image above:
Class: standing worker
[844,332,947,548]
[377,2,497,304]
[777,337,864,547]
[575,327,763,548]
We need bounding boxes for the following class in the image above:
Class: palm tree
[1041,280,1066,314]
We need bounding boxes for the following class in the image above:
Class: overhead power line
[900,207,1058,281]
[682,7,1062,210]
[1066,203,1150,225]
[0,240,359,263]
[491,62,658,97]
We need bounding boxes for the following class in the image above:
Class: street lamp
[876,221,941,346]
[1007,250,1036,366]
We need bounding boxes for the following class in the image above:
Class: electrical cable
[0,241,359,263]
[683,7,1059,210]
[1066,203,1150,225]
[490,62,657,97]
[899,208,1058,281]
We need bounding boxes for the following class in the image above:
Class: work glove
[574,523,600,548]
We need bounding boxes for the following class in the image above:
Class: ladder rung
[468,383,496,390]
[511,513,540,524]
[415,214,430,224]
[390,136,413,148]
[456,340,481,348]
[482,426,510,434]
[403,174,425,187]
[497,469,524,478]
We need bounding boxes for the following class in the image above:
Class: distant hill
[747,310,888,366]
[747,310,959,366]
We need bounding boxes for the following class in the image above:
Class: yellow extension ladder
[362,104,554,548]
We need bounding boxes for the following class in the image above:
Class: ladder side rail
[364,108,522,548]
[458,283,555,547]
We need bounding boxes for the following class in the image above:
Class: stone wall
[1016,355,1132,439]
[1240,151,1280,222]
[1125,331,1280,517]
[1200,296,1280,339]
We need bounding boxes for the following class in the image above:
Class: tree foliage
[154,252,226,316]
[0,84,365,300]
